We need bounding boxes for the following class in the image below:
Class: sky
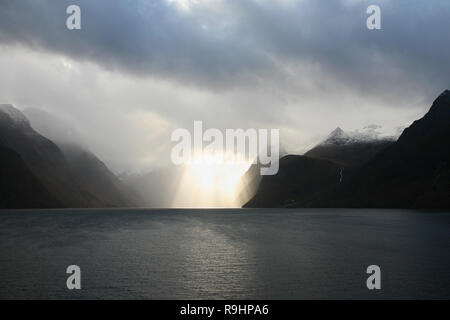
[0,0,449,173]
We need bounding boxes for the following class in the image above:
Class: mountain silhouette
[325,90,450,208]
[0,104,137,208]
[245,90,450,209]
[24,108,139,207]
[2,90,449,209]
[244,155,341,207]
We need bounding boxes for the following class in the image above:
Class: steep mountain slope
[0,146,60,208]
[24,108,139,207]
[305,127,394,167]
[59,144,139,207]
[236,163,263,206]
[244,155,341,208]
[0,104,100,207]
[327,90,450,208]
[0,104,139,208]
[245,90,450,209]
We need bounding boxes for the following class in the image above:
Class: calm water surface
[0,208,449,299]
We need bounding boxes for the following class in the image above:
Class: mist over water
[0,209,449,299]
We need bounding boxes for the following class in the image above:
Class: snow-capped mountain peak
[319,125,396,147]
[321,127,352,145]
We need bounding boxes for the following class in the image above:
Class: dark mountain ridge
[244,155,341,207]
[0,104,137,208]
[24,108,139,207]
[325,90,450,208]
[245,90,450,209]
[2,90,449,209]
[0,104,96,207]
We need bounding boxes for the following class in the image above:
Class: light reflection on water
[0,208,449,299]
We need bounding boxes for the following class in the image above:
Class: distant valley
[1,90,449,209]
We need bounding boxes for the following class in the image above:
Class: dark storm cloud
[0,0,273,88]
[0,0,449,99]
[1,0,450,172]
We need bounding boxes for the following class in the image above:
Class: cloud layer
[0,0,449,171]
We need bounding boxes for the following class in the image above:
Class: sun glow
[171,152,254,208]
[165,0,220,12]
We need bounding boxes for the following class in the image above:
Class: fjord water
[0,209,449,299]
